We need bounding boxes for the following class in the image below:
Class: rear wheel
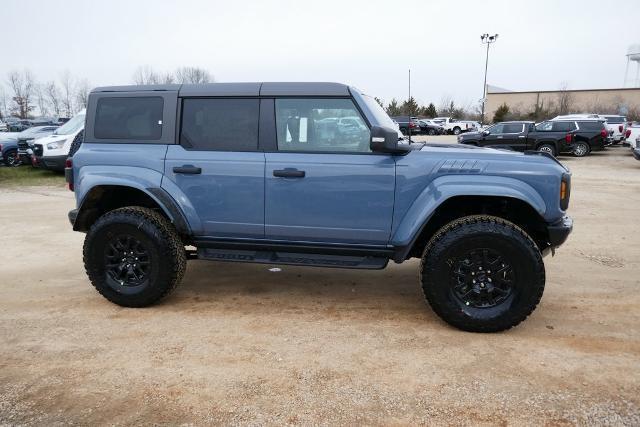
[420,215,545,332]
[428,129,436,135]
[573,141,590,157]
[453,127,462,135]
[83,207,186,307]
[537,143,556,156]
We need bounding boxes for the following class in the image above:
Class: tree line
[375,96,480,120]
[0,66,213,120]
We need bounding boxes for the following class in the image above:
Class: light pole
[480,33,498,125]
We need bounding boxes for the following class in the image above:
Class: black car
[417,119,445,135]
[391,116,421,135]
[458,121,575,156]
[541,120,607,157]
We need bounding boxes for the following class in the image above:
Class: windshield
[54,114,85,135]
[20,127,46,136]
[361,94,398,131]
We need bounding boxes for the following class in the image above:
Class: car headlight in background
[46,139,67,150]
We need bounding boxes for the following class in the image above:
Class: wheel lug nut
[471,272,475,275]
[472,279,476,283]
[479,267,482,271]
[488,278,492,282]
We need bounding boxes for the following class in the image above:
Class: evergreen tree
[493,103,510,123]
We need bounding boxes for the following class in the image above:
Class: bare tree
[174,66,213,84]
[45,81,61,117]
[0,86,9,119]
[60,71,75,117]
[75,78,91,110]
[7,69,36,119]
[34,83,49,117]
[556,82,573,115]
[133,65,160,85]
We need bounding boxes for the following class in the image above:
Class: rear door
[163,98,265,238]
[263,97,395,245]
[501,123,527,151]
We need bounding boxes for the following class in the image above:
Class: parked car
[391,116,421,135]
[0,120,7,132]
[544,119,607,157]
[34,110,85,171]
[432,117,471,135]
[16,125,60,165]
[7,119,32,132]
[458,121,574,156]
[0,126,59,166]
[66,82,573,333]
[601,115,628,144]
[459,120,481,132]
[625,124,640,151]
[417,119,445,135]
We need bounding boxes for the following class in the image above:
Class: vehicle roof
[497,121,534,124]
[91,82,351,97]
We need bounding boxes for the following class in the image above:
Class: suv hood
[36,134,68,145]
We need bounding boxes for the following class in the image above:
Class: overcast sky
[2,0,639,108]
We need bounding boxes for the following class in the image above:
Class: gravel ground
[1,140,639,425]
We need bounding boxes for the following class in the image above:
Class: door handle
[273,168,305,178]
[173,165,202,174]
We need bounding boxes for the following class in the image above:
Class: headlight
[46,139,67,150]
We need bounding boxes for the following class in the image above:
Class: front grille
[17,138,32,151]
[33,144,43,156]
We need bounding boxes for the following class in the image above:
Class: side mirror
[482,130,490,136]
[370,126,409,154]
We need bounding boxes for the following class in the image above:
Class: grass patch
[0,166,65,187]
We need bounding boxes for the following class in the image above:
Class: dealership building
[485,85,640,120]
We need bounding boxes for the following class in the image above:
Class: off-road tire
[537,143,556,157]
[573,141,590,157]
[3,149,21,167]
[83,207,186,307]
[420,215,545,332]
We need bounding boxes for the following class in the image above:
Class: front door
[264,98,395,245]
[163,98,265,238]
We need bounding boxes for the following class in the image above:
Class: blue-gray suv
[66,82,573,332]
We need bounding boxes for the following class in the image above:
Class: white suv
[34,110,85,171]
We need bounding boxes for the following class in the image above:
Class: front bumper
[633,148,640,161]
[547,216,573,248]
[68,208,78,227]
[34,154,67,171]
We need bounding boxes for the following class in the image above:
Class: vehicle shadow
[163,259,440,322]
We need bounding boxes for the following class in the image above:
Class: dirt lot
[1,141,639,425]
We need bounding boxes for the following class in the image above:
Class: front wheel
[452,127,461,135]
[428,129,436,135]
[83,207,186,307]
[537,143,556,157]
[420,215,545,332]
[3,149,21,167]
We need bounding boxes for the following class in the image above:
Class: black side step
[197,248,389,270]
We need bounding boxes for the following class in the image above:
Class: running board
[197,248,389,269]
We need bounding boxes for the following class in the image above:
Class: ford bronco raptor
[67,82,573,332]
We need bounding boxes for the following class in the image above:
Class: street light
[480,33,498,125]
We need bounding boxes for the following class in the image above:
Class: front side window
[487,124,504,134]
[535,121,553,131]
[94,97,162,139]
[275,98,370,152]
[552,121,576,132]
[180,98,259,151]
[503,123,524,133]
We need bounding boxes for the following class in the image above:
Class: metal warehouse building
[485,85,640,120]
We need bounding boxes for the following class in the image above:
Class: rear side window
[94,97,163,140]
[180,98,259,151]
[552,121,577,132]
[577,121,603,131]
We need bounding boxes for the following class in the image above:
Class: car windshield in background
[54,114,85,135]
[604,116,625,123]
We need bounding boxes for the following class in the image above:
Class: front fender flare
[390,174,546,249]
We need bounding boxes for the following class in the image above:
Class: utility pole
[408,68,412,140]
[480,33,498,125]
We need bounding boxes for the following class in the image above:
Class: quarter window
[95,97,163,140]
[275,98,370,152]
[180,98,259,151]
